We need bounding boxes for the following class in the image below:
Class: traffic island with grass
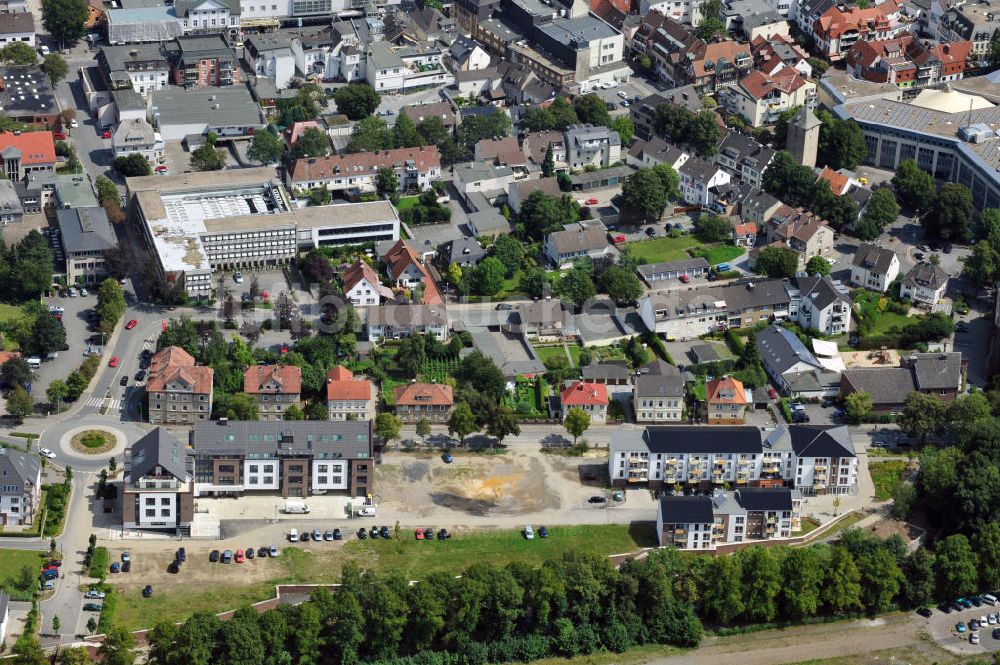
[70,429,118,455]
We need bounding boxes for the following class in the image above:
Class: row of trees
[891,160,974,242]
[521,95,634,145]
[964,208,1000,284]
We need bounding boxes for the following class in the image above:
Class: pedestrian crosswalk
[85,397,124,410]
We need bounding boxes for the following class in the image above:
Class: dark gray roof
[366,304,448,327]
[0,447,39,492]
[735,488,793,512]
[716,131,775,171]
[582,361,630,381]
[787,425,855,458]
[660,495,714,524]
[904,261,949,290]
[643,278,792,319]
[756,323,821,375]
[635,372,685,397]
[128,427,188,482]
[739,187,781,217]
[445,237,485,265]
[679,155,722,182]
[637,257,710,279]
[56,207,116,254]
[643,359,680,376]
[795,275,851,311]
[0,11,34,34]
[909,352,962,391]
[852,243,896,272]
[842,367,916,404]
[192,420,372,460]
[111,89,145,113]
[0,65,57,116]
[690,343,721,363]
[646,426,762,454]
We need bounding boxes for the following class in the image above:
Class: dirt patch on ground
[868,517,923,541]
[103,545,285,592]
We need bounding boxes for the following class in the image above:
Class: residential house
[630,88,703,139]
[56,207,116,286]
[751,33,812,77]
[733,221,758,247]
[793,275,852,335]
[634,361,686,422]
[244,365,302,421]
[401,102,458,134]
[679,156,732,207]
[393,383,454,423]
[723,68,817,127]
[112,118,164,163]
[325,366,376,422]
[521,131,566,170]
[812,0,903,59]
[191,420,374,499]
[443,237,486,269]
[286,146,442,196]
[0,12,35,46]
[97,44,170,97]
[714,131,775,189]
[0,181,23,226]
[756,323,842,397]
[475,136,525,167]
[507,177,563,215]
[763,206,833,268]
[366,304,449,341]
[684,40,754,91]
[507,300,568,339]
[544,222,617,267]
[939,0,1000,57]
[637,258,710,284]
[556,380,609,423]
[342,260,393,307]
[146,346,214,426]
[705,376,748,424]
[656,495,716,549]
[564,124,622,170]
[383,239,430,289]
[846,35,971,90]
[121,428,194,532]
[656,488,803,547]
[0,447,40,526]
[0,131,55,181]
[851,243,900,292]
[841,351,963,413]
[467,205,512,239]
[449,36,492,71]
[244,33,295,90]
[900,261,949,306]
[626,137,690,170]
[168,35,241,87]
[722,0,790,40]
[173,0,241,37]
[611,424,857,494]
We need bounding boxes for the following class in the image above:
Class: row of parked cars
[210,546,280,562]
[289,528,342,542]
[923,593,1000,644]
[39,559,62,590]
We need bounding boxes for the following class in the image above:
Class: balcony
[665,458,678,467]
[815,464,827,472]
[689,459,703,468]
[673,528,686,536]
[714,458,726,468]
[688,472,703,481]
[737,459,751,468]
[712,473,724,484]
[766,516,776,524]
[763,463,781,473]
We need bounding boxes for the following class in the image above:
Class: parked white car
[524,525,534,540]
[39,448,56,460]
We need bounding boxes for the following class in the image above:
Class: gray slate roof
[0,446,39,493]
[904,261,949,290]
[192,420,372,459]
[852,243,896,273]
[842,367,916,404]
[150,85,263,128]
[128,427,188,482]
[56,207,116,254]
[547,225,609,255]
[909,352,962,391]
[785,425,855,458]
[582,361,631,382]
[637,257,710,280]
[756,323,822,375]
[660,495,714,524]
[735,488,793,512]
[635,372,685,398]
[795,275,851,311]
[445,237,485,265]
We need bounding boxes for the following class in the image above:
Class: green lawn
[534,344,569,365]
[112,524,655,631]
[869,461,907,501]
[693,378,707,401]
[395,195,421,211]
[628,235,704,263]
[854,292,912,337]
[702,245,745,265]
[794,517,821,536]
[0,548,46,599]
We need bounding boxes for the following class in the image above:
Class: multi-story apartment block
[174,0,241,36]
[657,488,803,548]
[714,131,775,189]
[243,33,295,90]
[286,146,442,196]
[147,346,214,425]
[812,0,903,59]
[325,366,376,422]
[393,383,454,423]
[243,365,302,420]
[705,376,749,424]
[56,207,117,286]
[191,420,374,499]
[722,67,817,127]
[121,428,194,532]
[0,131,56,181]
[0,447,40,526]
[851,243,900,292]
[657,495,716,549]
[791,275,852,336]
[169,35,241,87]
[366,304,449,342]
[679,156,731,207]
[900,261,949,306]
[634,360,686,423]
[564,124,622,169]
[610,424,858,495]
[846,36,971,91]
[97,44,170,97]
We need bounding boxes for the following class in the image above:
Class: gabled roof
[841,366,915,404]
[735,488,793,511]
[342,260,392,299]
[635,372,685,398]
[786,425,855,458]
[546,225,609,255]
[287,146,441,184]
[561,380,609,406]
[756,323,823,375]
[852,242,897,273]
[660,495,714,525]
[192,420,372,458]
[0,446,39,489]
[739,67,809,101]
[128,427,188,483]
[0,131,56,166]
[393,382,454,406]
[903,261,949,290]
[908,352,962,391]
[243,365,302,396]
[147,346,213,394]
[384,239,424,281]
[817,166,851,196]
[795,275,851,311]
[706,376,748,405]
[582,361,630,381]
[326,365,375,401]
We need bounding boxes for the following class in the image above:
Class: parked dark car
[333,528,342,540]
[122,560,131,573]
[538,526,549,538]
[437,528,450,540]
[120,376,128,386]
[142,585,153,598]
[209,550,220,562]
[83,603,103,612]
[300,532,309,542]
[167,561,179,574]
[423,528,434,540]
[938,602,953,613]
[257,546,268,558]
[221,549,233,563]
[357,528,368,540]
[177,547,186,562]
[246,548,255,559]
[369,526,379,539]
[135,369,146,381]
[588,496,607,504]
[917,607,933,618]
[380,526,391,539]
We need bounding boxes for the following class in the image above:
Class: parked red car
[585,198,599,205]
[612,234,626,244]
[125,319,137,330]
[109,356,119,367]
[767,388,779,400]
[154,165,168,173]
[53,131,66,140]
[102,130,112,139]
[679,275,690,283]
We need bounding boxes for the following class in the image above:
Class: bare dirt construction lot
[375,448,619,523]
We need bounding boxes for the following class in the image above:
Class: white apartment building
[112,118,164,163]
[679,156,732,207]
[851,243,900,292]
[792,275,852,336]
[564,124,622,170]
[0,447,40,527]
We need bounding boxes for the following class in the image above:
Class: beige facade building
[147,346,214,425]
[243,365,302,420]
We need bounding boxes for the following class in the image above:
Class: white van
[984,594,998,606]
[288,528,298,542]
[25,356,41,369]
[283,500,309,514]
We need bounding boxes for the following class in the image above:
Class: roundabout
[46,419,149,471]
[70,429,119,455]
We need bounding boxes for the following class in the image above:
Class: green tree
[844,391,872,424]
[474,256,506,296]
[113,154,151,177]
[0,42,37,65]
[860,187,900,231]
[346,115,393,153]
[822,547,862,614]
[306,185,331,206]
[446,262,462,287]
[212,392,258,420]
[936,534,979,598]
[892,159,937,212]
[695,0,725,40]
[737,546,781,622]
[95,176,118,206]
[622,168,667,224]
[763,150,817,207]
[30,311,67,356]
[1,357,31,389]
[42,0,88,46]
[374,413,401,447]
[190,137,224,172]
[805,255,831,276]
[42,53,69,84]
[376,167,398,199]
[290,127,330,159]
[700,555,744,624]
[519,191,580,240]
[611,116,635,146]
[47,379,69,408]
[246,129,284,164]
[486,407,520,446]
[415,416,431,441]
[97,627,136,665]
[333,83,381,120]
[817,112,866,170]
[947,392,992,439]
[600,265,643,305]
[902,547,937,608]
[564,407,591,445]
[973,522,1000,591]
[542,145,555,177]
[392,112,422,148]
[966,241,1000,285]
[488,234,525,277]
[753,246,799,278]
[898,391,949,443]
[13,635,48,665]
[283,404,304,420]
[691,110,721,158]
[215,608,264,665]
[858,547,904,612]
[549,97,579,130]
[781,547,823,619]
[924,182,973,241]
[652,163,681,200]
[573,94,611,127]
[694,214,732,243]
[557,266,597,308]
[447,401,479,446]
[96,277,127,331]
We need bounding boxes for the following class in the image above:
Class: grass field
[854,292,912,337]
[112,524,655,630]
[869,461,907,501]
[395,195,421,211]
[702,245,745,265]
[0,548,45,592]
[628,235,704,263]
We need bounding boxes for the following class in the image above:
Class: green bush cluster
[65,355,101,402]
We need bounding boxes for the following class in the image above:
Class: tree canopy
[334,83,381,120]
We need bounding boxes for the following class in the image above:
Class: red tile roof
[0,131,56,166]
[706,376,747,405]
[739,67,809,101]
[393,382,454,406]
[817,167,851,196]
[815,0,898,41]
[476,137,525,167]
[384,240,423,282]
[326,365,375,401]
[243,364,302,396]
[734,221,758,237]
[287,121,321,145]
[560,381,608,406]
[342,259,392,299]
[146,346,213,395]
[287,146,441,183]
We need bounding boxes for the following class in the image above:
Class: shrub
[88,546,109,579]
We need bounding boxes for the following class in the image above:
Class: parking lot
[926,598,1000,655]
